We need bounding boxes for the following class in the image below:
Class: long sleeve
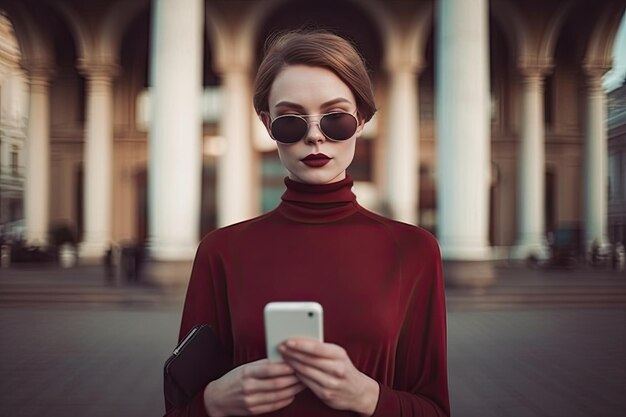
[163,234,234,417]
[163,175,450,417]
[164,391,210,417]
[371,236,450,417]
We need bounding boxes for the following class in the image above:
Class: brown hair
[253,30,377,122]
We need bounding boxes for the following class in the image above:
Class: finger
[284,355,341,390]
[244,374,302,393]
[280,347,346,377]
[290,370,332,403]
[283,339,346,359]
[248,397,295,415]
[244,361,296,379]
[246,381,306,407]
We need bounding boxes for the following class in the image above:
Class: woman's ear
[355,114,366,138]
[259,112,271,133]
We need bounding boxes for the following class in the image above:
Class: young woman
[165,30,449,417]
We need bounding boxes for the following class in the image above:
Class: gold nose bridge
[300,115,325,140]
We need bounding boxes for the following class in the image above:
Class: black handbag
[164,324,231,407]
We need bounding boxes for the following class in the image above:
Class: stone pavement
[0,263,624,417]
[446,264,626,310]
[0,264,187,308]
[2,261,625,309]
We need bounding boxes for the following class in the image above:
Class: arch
[47,1,91,65]
[204,1,229,75]
[584,2,626,68]
[0,2,53,66]
[490,0,530,67]
[104,0,226,80]
[537,1,576,68]
[343,0,400,70]
[603,13,626,91]
[236,0,397,72]
[405,2,433,71]
[101,0,150,64]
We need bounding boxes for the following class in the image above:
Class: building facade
[0,12,26,232]
[0,0,624,283]
[608,82,626,244]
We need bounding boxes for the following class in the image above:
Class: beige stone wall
[49,141,81,226]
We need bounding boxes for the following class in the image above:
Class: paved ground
[0,263,624,417]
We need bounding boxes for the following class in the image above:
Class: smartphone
[264,301,324,362]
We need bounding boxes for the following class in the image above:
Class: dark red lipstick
[301,153,331,167]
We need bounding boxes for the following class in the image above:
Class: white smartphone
[264,301,324,362]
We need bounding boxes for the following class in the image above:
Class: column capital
[517,63,553,80]
[582,62,611,79]
[517,55,554,74]
[77,59,120,81]
[384,58,425,76]
[21,60,55,82]
[217,59,251,77]
[582,62,610,92]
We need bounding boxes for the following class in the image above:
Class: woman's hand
[203,358,305,416]
[279,339,380,416]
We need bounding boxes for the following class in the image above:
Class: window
[11,145,18,176]
[622,152,626,201]
[544,74,554,130]
[609,154,616,202]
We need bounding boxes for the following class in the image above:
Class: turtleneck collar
[278,175,358,223]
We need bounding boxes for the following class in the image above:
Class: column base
[443,260,495,289]
[142,260,193,287]
[79,240,110,265]
[583,238,611,253]
[24,235,49,247]
[147,240,198,262]
[439,243,491,260]
[511,241,550,261]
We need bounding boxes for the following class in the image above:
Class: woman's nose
[304,122,326,144]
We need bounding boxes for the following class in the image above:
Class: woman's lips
[301,153,331,167]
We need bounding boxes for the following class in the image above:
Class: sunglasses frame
[266,110,360,144]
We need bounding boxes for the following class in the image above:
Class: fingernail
[286,340,296,348]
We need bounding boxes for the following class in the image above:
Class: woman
[165,30,449,417]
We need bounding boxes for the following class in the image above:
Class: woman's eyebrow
[274,101,305,111]
[273,97,353,110]
[320,98,352,107]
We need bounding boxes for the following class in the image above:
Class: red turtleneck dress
[165,176,449,417]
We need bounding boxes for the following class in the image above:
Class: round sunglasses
[268,111,359,144]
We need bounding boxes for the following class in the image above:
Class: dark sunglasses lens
[271,116,307,143]
[320,113,357,140]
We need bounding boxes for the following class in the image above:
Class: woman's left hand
[279,338,380,416]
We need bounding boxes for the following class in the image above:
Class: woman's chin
[288,169,346,185]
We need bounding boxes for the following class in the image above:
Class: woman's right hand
[203,358,305,416]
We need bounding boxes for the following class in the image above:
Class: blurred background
[0,0,625,416]
[0,0,625,272]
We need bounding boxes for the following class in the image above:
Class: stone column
[385,62,421,225]
[217,67,254,227]
[435,0,493,286]
[23,65,52,246]
[514,66,550,259]
[148,0,204,261]
[78,62,118,261]
[583,65,610,249]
